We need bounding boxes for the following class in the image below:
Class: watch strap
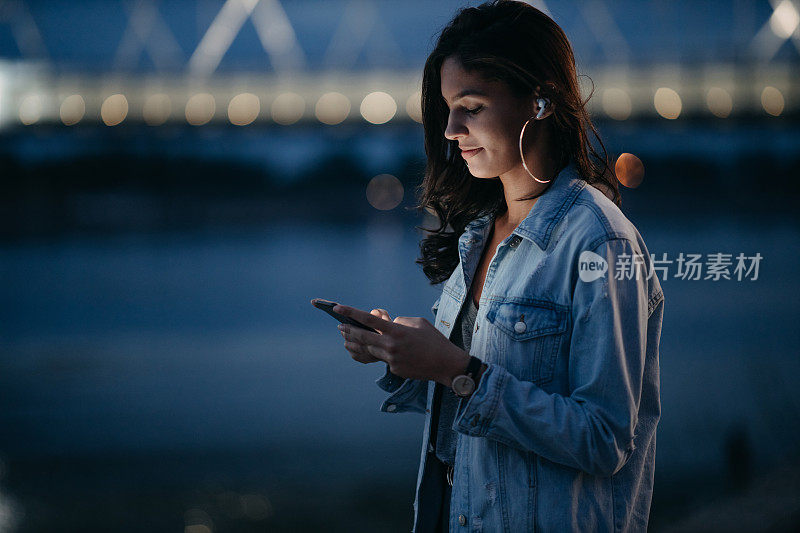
[465,355,482,379]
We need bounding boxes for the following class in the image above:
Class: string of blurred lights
[2,69,795,128]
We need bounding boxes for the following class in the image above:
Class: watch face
[452,375,476,397]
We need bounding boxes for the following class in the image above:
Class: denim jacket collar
[462,158,586,252]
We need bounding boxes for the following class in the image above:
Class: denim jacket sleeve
[452,237,650,477]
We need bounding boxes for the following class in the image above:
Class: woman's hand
[335,304,470,387]
[341,308,392,364]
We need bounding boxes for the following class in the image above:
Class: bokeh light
[706,87,733,118]
[143,94,171,126]
[615,153,645,189]
[184,525,212,533]
[271,92,305,125]
[761,86,785,116]
[184,507,213,533]
[360,91,396,124]
[769,0,800,38]
[315,92,350,125]
[366,174,404,210]
[406,91,422,123]
[228,93,260,126]
[185,93,215,126]
[60,94,85,126]
[101,94,128,126]
[239,493,273,521]
[602,88,632,120]
[654,87,682,119]
[18,94,43,125]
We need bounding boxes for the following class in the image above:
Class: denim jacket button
[458,514,467,526]
[386,404,397,412]
[514,320,527,333]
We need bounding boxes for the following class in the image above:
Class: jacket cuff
[379,378,429,414]
[452,362,508,436]
[376,363,406,393]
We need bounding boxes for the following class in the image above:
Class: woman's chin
[465,163,493,179]
[467,168,497,179]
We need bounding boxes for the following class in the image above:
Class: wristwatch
[451,356,484,398]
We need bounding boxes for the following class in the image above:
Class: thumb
[370,308,392,322]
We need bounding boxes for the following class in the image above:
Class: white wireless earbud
[535,97,550,119]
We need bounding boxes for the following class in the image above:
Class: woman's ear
[533,96,555,120]
[532,84,556,119]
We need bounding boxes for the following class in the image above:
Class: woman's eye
[465,105,483,115]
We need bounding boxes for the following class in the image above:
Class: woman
[334,1,664,531]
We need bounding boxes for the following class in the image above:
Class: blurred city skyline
[1,1,799,239]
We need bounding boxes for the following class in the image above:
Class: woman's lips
[461,147,483,160]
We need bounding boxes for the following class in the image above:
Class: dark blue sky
[0,0,791,73]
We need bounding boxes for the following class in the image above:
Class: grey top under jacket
[429,293,479,465]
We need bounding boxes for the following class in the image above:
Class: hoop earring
[518,116,552,184]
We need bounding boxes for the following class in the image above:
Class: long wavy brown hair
[413,0,620,285]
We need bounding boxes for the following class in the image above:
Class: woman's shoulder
[558,180,663,308]
[563,179,645,250]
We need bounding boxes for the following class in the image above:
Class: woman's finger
[334,304,396,334]
[339,323,385,349]
[344,341,380,363]
[371,308,392,324]
[341,330,374,359]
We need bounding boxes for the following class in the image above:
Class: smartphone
[311,298,379,333]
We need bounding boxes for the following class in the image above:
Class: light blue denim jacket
[376,159,664,532]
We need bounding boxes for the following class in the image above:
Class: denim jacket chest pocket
[484,296,570,385]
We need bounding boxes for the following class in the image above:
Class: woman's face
[440,56,538,179]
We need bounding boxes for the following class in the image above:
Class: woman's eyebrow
[444,89,488,104]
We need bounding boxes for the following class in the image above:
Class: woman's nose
[444,113,467,140]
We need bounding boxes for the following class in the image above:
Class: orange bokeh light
[615,153,645,188]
